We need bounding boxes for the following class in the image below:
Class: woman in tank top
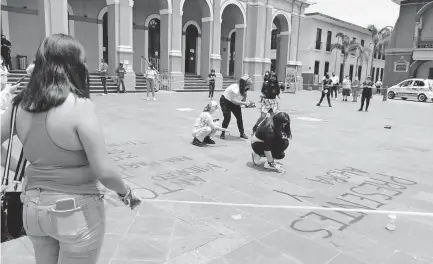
[1,34,141,264]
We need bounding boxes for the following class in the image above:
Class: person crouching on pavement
[192,101,229,147]
[358,76,374,112]
[253,71,280,134]
[316,74,332,107]
[342,75,351,101]
[251,112,292,173]
[220,75,253,140]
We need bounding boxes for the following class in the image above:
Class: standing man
[331,72,340,100]
[1,35,12,70]
[98,59,109,95]
[351,77,360,102]
[115,62,126,93]
[316,74,332,107]
[375,78,383,94]
[358,76,374,112]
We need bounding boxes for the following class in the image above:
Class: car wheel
[388,91,395,99]
[418,93,427,102]
[401,97,407,100]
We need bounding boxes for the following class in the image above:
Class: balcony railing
[416,37,433,49]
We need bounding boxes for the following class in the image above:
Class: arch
[181,0,213,19]
[98,6,108,64]
[159,0,171,10]
[220,0,246,26]
[67,3,75,36]
[272,10,290,32]
[228,28,236,39]
[227,28,236,76]
[145,14,161,27]
[1,0,10,39]
[416,1,433,20]
[183,20,202,34]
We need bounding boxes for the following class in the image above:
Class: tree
[331,34,362,78]
[367,25,393,77]
[355,46,371,80]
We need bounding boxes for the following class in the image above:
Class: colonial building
[299,12,385,87]
[384,0,433,87]
[1,0,310,91]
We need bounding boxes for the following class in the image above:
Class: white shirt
[331,76,339,85]
[342,79,351,89]
[223,84,243,103]
[146,69,157,80]
[193,112,213,130]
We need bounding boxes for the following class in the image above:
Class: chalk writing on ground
[276,167,418,239]
[107,140,148,148]
[130,163,223,200]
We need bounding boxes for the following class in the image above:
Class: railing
[149,57,160,71]
[140,56,171,91]
[416,37,433,49]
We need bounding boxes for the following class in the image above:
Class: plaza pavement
[1,90,433,264]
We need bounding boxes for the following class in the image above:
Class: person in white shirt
[219,75,253,140]
[192,101,229,147]
[342,75,351,101]
[331,73,339,100]
[0,56,9,91]
[375,79,383,94]
[145,64,158,100]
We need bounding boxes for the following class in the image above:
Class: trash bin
[17,55,27,70]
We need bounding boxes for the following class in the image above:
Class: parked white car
[388,79,433,102]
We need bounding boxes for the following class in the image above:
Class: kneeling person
[192,101,229,146]
[251,112,292,173]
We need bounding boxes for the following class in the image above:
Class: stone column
[287,8,303,91]
[277,32,289,80]
[170,2,184,90]
[210,0,222,90]
[201,18,212,80]
[181,33,186,73]
[220,37,229,76]
[262,5,273,73]
[38,0,69,39]
[107,0,136,91]
[159,9,171,74]
[197,36,202,76]
[244,2,268,91]
[234,24,245,80]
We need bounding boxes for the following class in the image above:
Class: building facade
[384,0,433,87]
[1,0,310,91]
[299,12,385,87]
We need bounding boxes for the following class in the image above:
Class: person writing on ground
[219,75,254,140]
[358,76,374,112]
[115,62,126,93]
[316,74,332,107]
[252,71,280,134]
[251,112,292,173]
[342,75,351,101]
[208,69,216,100]
[145,63,158,100]
[351,76,360,102]
[1,34,141,264]
[192,101,229,147]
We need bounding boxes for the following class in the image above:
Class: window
[315,28,322,50]
[271,29,278,50]
[376,68,380,82]
[339,63,344,83]
[382,44,386,60]
[380,68,384,81]
[349,65,354,81]
[399,80,413,87]
[372,67,376,80]
[326,31,332,51]
[361,40,364,47]
[413,80,425,87]
[358,66,362,80]
[314,61,320,75]
[324,61,330,76]
[377,44,382,60]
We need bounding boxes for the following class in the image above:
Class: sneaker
[192,138,205,147]
[240,133,249,139]
[365,109,368,112]
[153,97,156,101]
[329,105,332,107]
[264,161,278,171]
[146,97,150,101]
[358,109,363,112]
[252,152,261,165]
[220,132,225,140]
[316,103,320,106]
[203,136,215,144]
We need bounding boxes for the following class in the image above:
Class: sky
[305,0,400,29]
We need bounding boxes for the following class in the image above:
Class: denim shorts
[21,189,106,263]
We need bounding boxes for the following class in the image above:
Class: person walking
[208,69,216,100]
[316,74,332,107]
[219,75,253,140]
[145,64,158,100]
[98,59,109,95]
[115,62,126,93]
[252,72,280,133]
[351,77,360,102]
[331,72,339,100]
[1,35,12,70]
[358,76,374,112]
[1,34,141,264]
[342,75,351,101]
[251,112,292,173]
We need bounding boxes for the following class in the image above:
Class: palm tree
[367,25,393,77]
[331,34,362,78]
[355,46,371,79]
[331,32,345,72]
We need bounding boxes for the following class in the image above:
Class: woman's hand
[118,185,142,210]
[4,83,20,94]
[220,127,230,133]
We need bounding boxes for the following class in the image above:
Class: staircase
[135,73,147,91]
[176,74,234,92]
[222,76,236,89]
[7,70,118,94]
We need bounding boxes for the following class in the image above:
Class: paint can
[385,214,397,231]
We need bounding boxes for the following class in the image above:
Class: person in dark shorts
[358,76,374,112]
[251,112,292,173]
[208,69,216,100]
[316,74,332,107]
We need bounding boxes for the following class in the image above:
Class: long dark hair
[263,112,292,139]
[239,76,252,97]
[13,34,90,111]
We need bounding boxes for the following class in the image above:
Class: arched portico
[220,3,246,79]
[182,21,202,75]
[144,14,161,70]
[98,6,108,64]
[272,12,290,80]
[67,3,75,37]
